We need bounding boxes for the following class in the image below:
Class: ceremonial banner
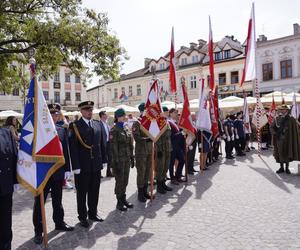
[169,27,177,93]
[196,79,211,132]
[208,16,215,91]
[252,98,268,129]
[268,95,276,124]
[209,92,219,138]
[243,92,251,133]
[17,71,65,196]
[178,77,196,146]
[140,80,167,142]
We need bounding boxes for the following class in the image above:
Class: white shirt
[82,117,92,127]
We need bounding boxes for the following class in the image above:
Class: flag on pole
[17,65,65,196]
[252,98,268,129]
[291,93,299,120]
[178,77,196,146]
[241,3,256,86]
[213,86,220,121]
[243,92,252,134]
[196,79,211,132]
[209,91,219,138]
[140,80,167,142]
[169,27,177,93]
[208,16,215,91]
[268,95,276,124]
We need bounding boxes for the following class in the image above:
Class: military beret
[48,103,61,114]
[115,108,126,118]
[138,102,145,112]
[78,101,94,109]
[162,106,169,112]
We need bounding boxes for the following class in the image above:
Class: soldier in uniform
[132,103,152,202]
[0,127,17,250]
[271,105,300,174]
[33,104,74,245]
[155,106,173,193]
[110,108,134,211]
[69,101,106,228]
[223,114,235,159]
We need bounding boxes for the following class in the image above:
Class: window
[181,58,187,66]
[137,84,141,96]
[75,75,80,83]
[218,73,226,85]
[121,87,125,95]
[190,75,197,89]
[12,87,19,96]
[114,88,118,99]
[215,52,222,61]
[231,71,239,84]
[43,91,49,101]
[65,73,71,82]
[54,72,60,82]
[129,86,133,97]
[280,59,292,79]
[192,55,199,63]
[75,93,81,102]
[159,63,165,70]
[224,50,231,59]
[65,92,71,101]
[262,63,273,81]
[54,92,60,103]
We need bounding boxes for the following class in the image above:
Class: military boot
[143,185,153,199]
[123,195,134,208]
[285,163,291,174]
[138,188,147,202]
[162,181,173,191]
[116,198,127,211]
[276,163,285,174]
[157,181,167,194]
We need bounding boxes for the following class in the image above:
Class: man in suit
[99,111,113,177]
[69,101,106,228]
[187,113,198,174]
[33,104,74,245]
[0,127,18,250]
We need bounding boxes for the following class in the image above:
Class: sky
[83,0,300,81]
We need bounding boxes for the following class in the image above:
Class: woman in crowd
[5,116,20,142]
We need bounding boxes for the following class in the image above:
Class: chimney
[293,23,300,35]
[257,34,267,42]
[144,58,151,68]
[190,42,197,49]
[198,39,207,48]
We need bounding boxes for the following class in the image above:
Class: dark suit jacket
[169,121,185,151]
[69,118,106,173]
[0,128,18,196]
[99,120,108,164]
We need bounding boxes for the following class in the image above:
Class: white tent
[161,101,177,109]
[115,104,139,113]
[219,96,244,108]
[0,110,23,120]
[261,91,287,104]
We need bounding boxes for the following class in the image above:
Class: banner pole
[184,140,188,182]
[200,132,204,173]
[40,191,48,248]
[150,142,155,202]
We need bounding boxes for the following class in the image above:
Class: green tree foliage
[0,0,126,92]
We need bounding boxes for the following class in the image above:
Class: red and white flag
[241,3,256,86]
[169,27,177,93]
[268,95,276,124]
[252,98,268,129]
[209,92,219,138]
[208,16,215,91]
[243,93,251,134]
[178,77,196,146]
[140,80,167,142]
[196,79,211,132]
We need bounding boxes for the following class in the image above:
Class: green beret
[138,102,145,112]
[162,106,169,112]
[115,108,126,118]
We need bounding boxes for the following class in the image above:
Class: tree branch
[0,43,39,54]
[0,39,31,46]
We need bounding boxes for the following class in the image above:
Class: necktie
[88,121,92,128]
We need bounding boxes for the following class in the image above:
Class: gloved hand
[14,184,20,192]
[102,163,108,168]
[236,135,239,140]
[231,135,235,141]
[227,137,231,142]
[189,145,193,150]
[130,156,135,168]
[222,134,227,140]
[73,169,81,175]
[157,151,163,158]
[64,171,71,180]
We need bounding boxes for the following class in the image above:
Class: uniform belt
[73,124,94,159]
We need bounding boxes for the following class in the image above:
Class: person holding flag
[33,104,74,245]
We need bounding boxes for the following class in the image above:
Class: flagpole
[150,142,155,202]
[184,139,188,182]
[200,131,204,173]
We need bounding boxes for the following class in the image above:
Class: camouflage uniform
[110,123,134,210]
[132,120,152,202]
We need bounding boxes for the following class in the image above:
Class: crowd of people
[0,100,300,250]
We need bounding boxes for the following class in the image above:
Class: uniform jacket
[169,120,185,151]
[69,118,106,173]
[0,128,17,196]
[156,122,172,153]
[132,120,152,156]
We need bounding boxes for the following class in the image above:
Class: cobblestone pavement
[12,145,300,250]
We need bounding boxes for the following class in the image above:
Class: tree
[0,0,126,93]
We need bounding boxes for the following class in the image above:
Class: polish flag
[241,3,256,86]
[169,27,177,93]
[208,16,215,91]
[196,79,211,132]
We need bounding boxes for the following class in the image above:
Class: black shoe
[250,146,255,149]
[192,169,199,172]
[276,167,285,174]
[237,153,246,156]
[55,222,74,231]
[157,181,167,194]
[33,234,43,245]
[106,172,114,177]
[162,181,172,191]
[176,177,184,183]
[79,219,90,228]
[116,200,127,211]
[286,167,291,175]
[143,186,152,199]
[89,215,104,222]
[123,195,134,208]
[138,188,147,202]
[188,171,194,175]
[170,178,179,185]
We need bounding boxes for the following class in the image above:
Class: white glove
[64,171,71,180]
[227,137,231,142]
[102,163,108,168]
[222,134,227,140]
[236,135,239,140]
[231,135,235,141]
[73,169,81,175]
[189,145,193,150]
[14,184,20,192]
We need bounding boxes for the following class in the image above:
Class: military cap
[78,101,94,109]
[279,104,289,110]
[162,106,169,112]
[138,102,145,112]
[48,103,61,114]
[115,108,126,118]
[169,108,177,114]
